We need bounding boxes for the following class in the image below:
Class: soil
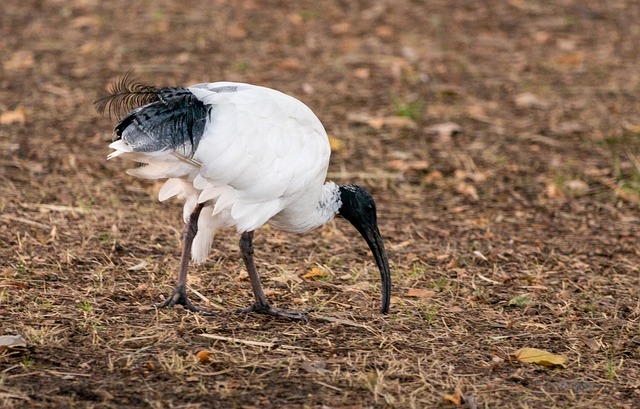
[1,0,639,408]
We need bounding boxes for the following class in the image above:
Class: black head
[338,185,391,314]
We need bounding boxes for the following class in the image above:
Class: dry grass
[1,0,639,408]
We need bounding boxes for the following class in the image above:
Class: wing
[108,81,331,232]
[188,83,331,231]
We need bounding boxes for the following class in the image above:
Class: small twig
[0,214,49,230]
[120,334,161,344]
[312,314,370,329]
[46,370,92,377]
[21,203,89,214]
[476,273,501,285]
[199,334,305,350]
[188,286,225,310]
[314,380,343,392]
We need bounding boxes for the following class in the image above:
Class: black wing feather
[97,74,210,157]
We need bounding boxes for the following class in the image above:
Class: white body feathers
[108,82,340,262]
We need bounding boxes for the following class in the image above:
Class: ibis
[97,76,391,320]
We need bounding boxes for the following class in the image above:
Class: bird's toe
[236,303,312,322]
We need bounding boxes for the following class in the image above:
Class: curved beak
[354,223,392,314]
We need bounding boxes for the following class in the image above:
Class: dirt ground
[1,0,639,408]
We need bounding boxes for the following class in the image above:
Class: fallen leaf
[405,288,435,298]
[514,347,567,368]
[443,387,463,406]
[565,179,589,194]
[4,50,34,72]
[582,338,600,351]
[226,24,247,39]
[455,182,479,201]
[331,22,351,35]
[375,25,394,38]
[195,350,212,363]
[556,51,584,66]
[0,334,27,348]
[423,170,443,184]
[0,334,27,354]
[270,273,302,285]
[388,159,430,172]
[301,360,328,374]
[347,113,416,130]
[0,107,26,125]
[127,261,150,271]
[352,68,370,79]
[302,268,326,279]
[425,122,462,138]
[328,135,345,152]
[71,15,100,30]
[514,92,547,109]
[279,57,303,71]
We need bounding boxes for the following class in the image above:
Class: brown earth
[1,0,639,408]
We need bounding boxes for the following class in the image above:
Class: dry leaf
[514,92,547,109]
[0,334,27,353]
[443,387,463,406]
[388,159,430,172]
[279,57,303,71]
[195,350,212,363]
[302,267,326,279]
[4,50,34,72]
[301,360,328,374]
[226,24,247,39]
[0,107,26,125]
[515,347,567,368]
[556,51,584,66]
[353,68,370,79]
[270,273,302,284]
[328,135,345,152]
[331,22,351,35]
[347,113,416,130]
[565,179,588,194]
[405,288,435,298]
[455,182,479,201]
[425,122,462,138]
[127,261,150,271]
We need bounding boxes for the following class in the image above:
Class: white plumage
[100,79,391,319]
[109,83,336,262]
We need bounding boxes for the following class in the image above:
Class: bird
[96,75,391,320]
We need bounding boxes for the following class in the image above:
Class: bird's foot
[236,302,312,322]
[153,285,213,315]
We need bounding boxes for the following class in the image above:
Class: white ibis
[96,76,391,320]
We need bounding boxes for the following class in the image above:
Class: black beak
[354,223,391,314]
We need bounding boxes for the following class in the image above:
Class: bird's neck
[269,182,341,233]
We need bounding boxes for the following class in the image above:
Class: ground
[1,0,639,408]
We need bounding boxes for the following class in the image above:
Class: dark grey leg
[154,203,212,314]
[236,231,311,321]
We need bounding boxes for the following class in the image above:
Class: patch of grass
[430,276,449,291]
[393,98,424,121]
[300,9,319,21]
[21,355,35,369]
[418,304,439,325]
[606,348,618,381]
[78,300,93,313]
[508,294,530,308]
[233,61,251,73]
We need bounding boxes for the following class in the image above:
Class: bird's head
[337,185,391,314]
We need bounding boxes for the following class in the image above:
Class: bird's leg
[236,231,311,321]
[154,203,212,314]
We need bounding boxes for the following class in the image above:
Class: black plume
[95,73,161,119]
